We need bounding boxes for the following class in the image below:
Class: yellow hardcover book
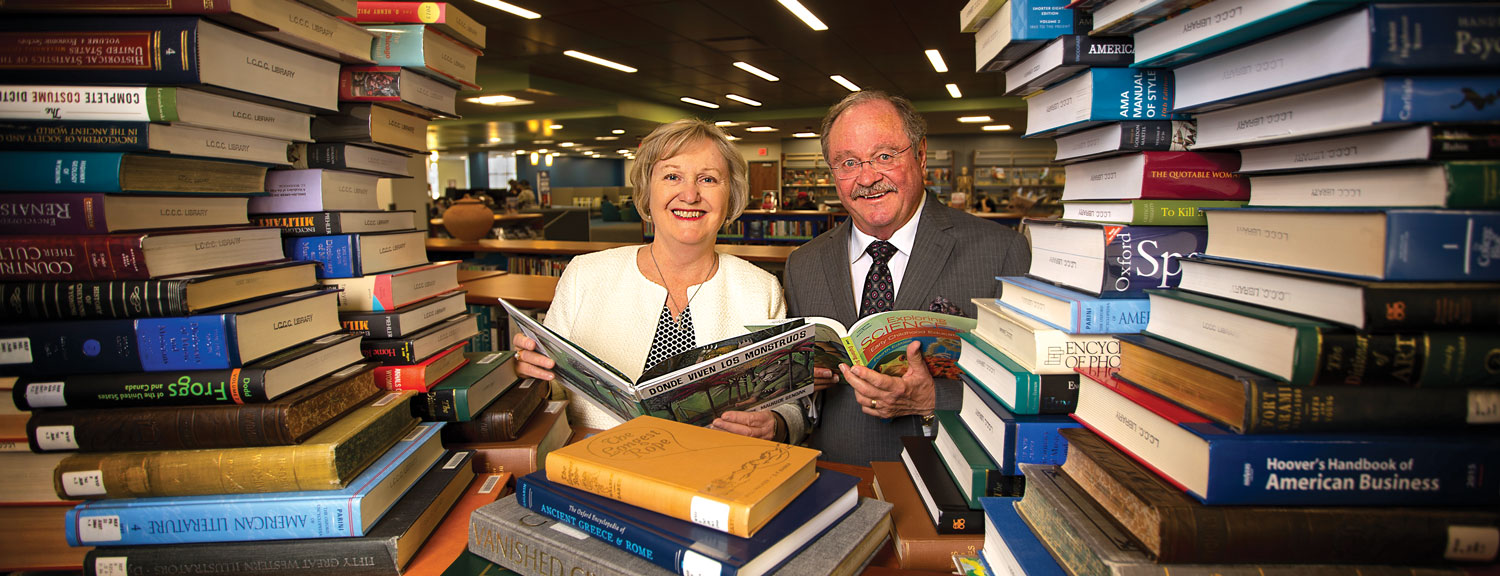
[544,415,820,538]
[52,390,417,500]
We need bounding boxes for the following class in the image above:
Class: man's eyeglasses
[830,144,913,179]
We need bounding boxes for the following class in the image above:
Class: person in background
[599,193,622,221]
[509,119,789,432]
[714,91,1030,463]
[789,190,817,210]
[515,180,537,209]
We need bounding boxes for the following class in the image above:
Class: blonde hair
[628,119,749,223]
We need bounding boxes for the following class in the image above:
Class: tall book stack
[468,415,897,576]
[0,2,468,574]
[972,1,1500,574]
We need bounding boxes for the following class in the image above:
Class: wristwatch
[920,412,936,427]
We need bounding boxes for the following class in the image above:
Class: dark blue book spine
[0,151,126,193]
[1087,68,1186,122]
[0,17,204,85]
[1103,225,1209,297]
[516,477,696,576]
[1384,210,1500,281]
[135,314,235,371]
[962,376,1079,474]
[1381,76,1500,123]
[0,121,152,152]
[1061,34,1134,67]
[285,235,358,278]
[1370,5,1500,68]
[1195,424,1500,506]
[0,320,143,376]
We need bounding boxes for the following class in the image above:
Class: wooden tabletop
[429,212,545,227]
[461,273,560,309]
[455,268,508,283]
[428,238,798,263]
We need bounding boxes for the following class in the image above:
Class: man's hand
[511,332,556,381]
[712,410,778,440]
[840,340,935,419]
[812,366,839,392]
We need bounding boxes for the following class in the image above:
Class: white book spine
[960,383,1012,469]
[1055,123,1125,160]
[0,86,151,121]
[1060,154,1146,200]
[1026,226,1105,295]
[1193,77,1386,148]
[958,344,1021,412]
[1024,72,1095,136]
[1134,0,1317,64]
[1238,126,1431,172]
[1063,202,1136,223]
[1005,40,1065,95]
[198,21,340,111]
[1178,260,1364,328]
[1172,9,1370,111]
[1248,165,1446,208]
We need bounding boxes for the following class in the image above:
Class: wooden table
[455,268,508,283]
[429,212,544,228]
[428,238,798,264]
[461,273,560,309]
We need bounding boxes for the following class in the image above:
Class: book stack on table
[469,416,895,576]
[958,0,1500,574]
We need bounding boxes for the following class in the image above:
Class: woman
[511,119,800,441]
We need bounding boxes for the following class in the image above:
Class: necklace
[648,243,717,330]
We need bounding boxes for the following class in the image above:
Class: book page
[498,298,642,421]
[747,317,854,370]
[847,311,976,379]
[636,323,817,427]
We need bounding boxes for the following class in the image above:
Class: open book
[499,299,816,427]
[751,310,976,380]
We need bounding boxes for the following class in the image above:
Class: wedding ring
[870,398,878,409]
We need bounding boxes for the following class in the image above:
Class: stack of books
[469,416,896,576]
[968,1,1500,574]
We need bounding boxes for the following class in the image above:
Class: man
[716,91,1030,465]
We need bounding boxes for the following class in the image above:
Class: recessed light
[537,149,550,153]
[550,124,563,130]
[957,116,993,123]
[746,126,778,132]
[830,75,860,92]
[733,62,780,82]
[489,137,501,143]
[617,149,631,154]
[793,132,818,138]
[982,124,1013,131]
[680,97,720,109]
[472,0,540,19]
[725,94,762,107]
[611,129,625,134]
[533,140,554,145]
[514,150,526,155]
[466,95,534,106]
[715,121,740,127]
[778,0,828,31]
[529,152,539,164]
[946,83,962,98]
[563,50,637,73]
[560,142,576,147]
[595,136,619,141]
[725,134,740,141]
[925,50,948,73]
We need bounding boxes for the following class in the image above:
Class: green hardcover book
[1062,199,1248,226]
[933,411,1024,509]
[1144,289,1500,386]
[412,351,519,422]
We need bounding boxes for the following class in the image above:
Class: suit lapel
[895,196,954,312]
[823,218,860,325]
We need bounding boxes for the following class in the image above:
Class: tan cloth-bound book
[545,415,820,538]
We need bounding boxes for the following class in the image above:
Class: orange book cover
[401,472,512,576]
[545,415,820,538]
[871,461,984,572]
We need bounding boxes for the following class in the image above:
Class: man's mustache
[851,181,897,199]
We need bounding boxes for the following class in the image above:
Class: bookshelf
[970,149,1065,217]
[780,151,836,207]
[924,149,955,198]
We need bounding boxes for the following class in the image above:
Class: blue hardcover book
[979,498,1067,576]
[1195,76,1500,149]
[0,289,340,376]
[1025,219,1208,298]
[957,335,1081,416]
[515,470,861,576]
[975,0,1087,71]
[1174,4,1500,112]
[1203,208,1500,282]
[959,376,1078,475]
[64,422,445,546]
[1024,68,1184,137]
[366,24,480,90]
[1132,0,1366,68]
[286,230,428,279]
[997,276,1150,334]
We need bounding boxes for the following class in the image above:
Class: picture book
[750,310,976,380]
[499,299,816,427]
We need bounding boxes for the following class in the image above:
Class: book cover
[82,450,476,576]
[979,498,1067,576]
[0,226,285,282]
[367,25,481,90]
[1239,124,1500,174]
[752,310,976,379]
[505,299,816,427]
[410,351,519,422]
[1004,34,1136,96]
[322,261,459,312]
[52,389,416,499]
[1054,120,1196,162]
[870,461,984,572]
[973,298,1122,373]
[1060,151,1247,202]
[0,193,249,235]
[515,469,860,576]
[310,103,430,154]
[901,437,984,534]
[975,0,1085,71]
[933,411,1025,508]
[440,376,550,444]
[339,66,459,118]
[14,333,364,411]
[253,169,383,214]
[1024,68,1183,137]
[0,151,267,195]
[350,2,485,49]
[1131,0,1365,68]
[1059,426,1500,564]
[64,421,444,546]
[361,313,479,366]
[0,121,294,165]
[957,335,1081,416]
[997,276,1151,335]
[959,377,1079,475]
[1246,162,1500,209]
[293,142,412,177]
[1062,198,1248,226]
[1177,256,1500,331]
[1090,0,1201,35]
[287,230,429,279]
[342,290,468,339]
[0,17,339,111]
[255,210,417,238]
[398,472,511,576]
[0,85,313,141]
[546,415,820,538]
[456,400,571,478]
[1025,219,1209,298]
[0,260,318,322]
[0,504,86,572]
[372,341,470,393]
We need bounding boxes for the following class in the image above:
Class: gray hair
[819,90,928,162]
[628,118,749,223]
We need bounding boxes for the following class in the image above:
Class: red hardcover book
[347,1,485,50]
[338,66,459,118]
[371,341,469,392]
[1062,151,1248,201]
[0,228,285,281]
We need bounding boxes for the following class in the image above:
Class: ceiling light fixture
[957,116,993,123]
[925,49,949,73]
[466,95,533,106]
[611,129,625,134]
[830,75,860,92]
[489,137,501,143]
[714,121,740,127]
[792,132,818,138]
[563,50,637,73]
[473,0,540,19]
[617,149,631,154]
[559,142,576,147]
[982,124,1014,131]
[550,124,563,130]
[733,61,781,82]
[725,94,762,107]
[724,134,740,141]
[946,83,962,98]
[745,126,778,132]
[514,150,525,155]
[778,0,828,31]
[680,96,720,109]
[595,136,619,141]
[530,152,539,164]
[545,154,554,166]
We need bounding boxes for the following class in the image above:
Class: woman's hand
[511,332,556,381]
[813,366,839,392]
[713,410,779,441]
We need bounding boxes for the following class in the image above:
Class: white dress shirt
[847,194,926,308]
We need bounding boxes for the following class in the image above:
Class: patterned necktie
[860,240,897,318]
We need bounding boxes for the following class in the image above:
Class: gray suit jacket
[784,195,1030,465]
